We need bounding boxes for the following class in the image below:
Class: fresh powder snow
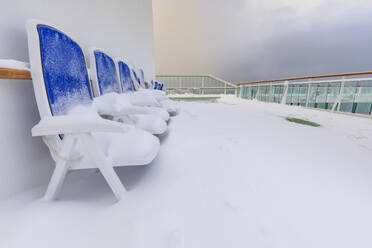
[1,96,372,248]
[0,59,30,71]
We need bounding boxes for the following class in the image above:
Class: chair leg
[99,162,127,201]
[43,135,75,201]
[43,160,70,201]
[81,134,127,201]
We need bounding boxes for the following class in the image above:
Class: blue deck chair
[135,67,150,89]
[149,80,155,89]
[155,83,163,90]
[138,68,149,88]
[135,68,178,115]
[131,68,143,90]
[117,60,135,92]
[89,48,167,134]
[155,82,163,90]
[26,20,160,201]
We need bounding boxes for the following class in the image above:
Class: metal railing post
[281,81,289,104]
[305,80,311,107]
[335,77,345,112]
[269,83,273,102]
[255,86,260,100]
[325,83,329,109]
[201,76,205,95]
[356,85,362,103]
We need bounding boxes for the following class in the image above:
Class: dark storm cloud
[153,0,372,83]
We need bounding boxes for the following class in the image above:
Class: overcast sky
[153,0,372,83]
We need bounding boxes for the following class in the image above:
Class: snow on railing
[156,74,237,95]
[236,72,372,117]
[0,59,31,80]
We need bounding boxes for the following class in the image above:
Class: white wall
[0,0,155,200]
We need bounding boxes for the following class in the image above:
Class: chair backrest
[140,68,152,89]
[90,49,121,96]
[155,82,162,90]
[139,68,145,85]
[116,60,135,92]
[131,68,143,90]
[26,20,93,118]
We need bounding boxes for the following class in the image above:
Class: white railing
[237,72,372,117]
[156,74,237,95]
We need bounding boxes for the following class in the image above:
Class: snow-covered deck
[1,96,372,247]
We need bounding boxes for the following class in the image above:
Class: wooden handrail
[4,68,371,84]
[237,71,372,86]
[0,67,31,80]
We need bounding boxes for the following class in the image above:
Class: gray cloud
[153,0,372,83]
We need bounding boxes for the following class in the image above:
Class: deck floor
[1,96,372,248]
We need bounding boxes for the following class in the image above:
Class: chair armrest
[32,115,128,137]
[93,93,150,116]
[98,105,150,116]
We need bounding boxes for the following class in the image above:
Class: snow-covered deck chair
[138,68,151,89]
[157,83,164,91]
[149,80,155,89]
[133,67,149,90]
[26,20,159,201]
[131,68,143,90]
[138,69,178,114]
[136,67,157,91]
[89,48,167,134]
[116,58,175,116]
[125,65,178,114]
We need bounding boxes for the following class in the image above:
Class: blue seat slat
[132,69,140,85]
[117,61,134,92]
[140,69,145,83]
[94,51,121,95]
[38,25,92,116]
